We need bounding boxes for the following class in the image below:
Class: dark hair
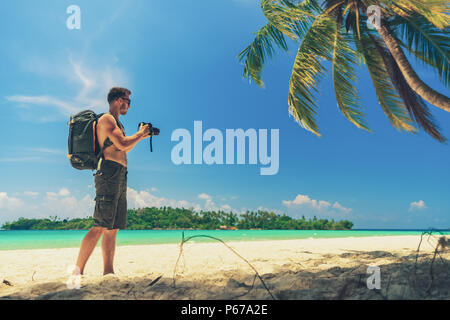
[107,87,131,104]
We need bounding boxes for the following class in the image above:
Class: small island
[1,207,353,230]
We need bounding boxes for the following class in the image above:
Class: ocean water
[0,229,448,251]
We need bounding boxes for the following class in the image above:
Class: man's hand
[138,123,151,138]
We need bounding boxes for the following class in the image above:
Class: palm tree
[238,0,450,141]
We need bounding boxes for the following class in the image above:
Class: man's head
[108,87,131,116]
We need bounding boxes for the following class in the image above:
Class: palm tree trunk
[375,22,450,112]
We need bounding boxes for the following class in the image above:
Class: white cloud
[196,193,242,213]
[282,194,353,218]
[127,187,202,212]
[0,188,95,224]
[42,194,95,219]
[198,193,212,200]
[0,192,24,210]
[46,188,71,198]
[6,95,78,115]
[332,202,353,213]
[23,191,39,197]
[0,156,54,163]
[67,58,129,111]
[127,188,246,214]
[1,187,246,225]
[59,188,71,197]
[282,194,332,211]
[221,204,232,211]
[5,57,129,121]
[29,148,66,155]
[204,198,216,211]
[409,200,427,212]
[0,187,281,225]
[0,147,67,163]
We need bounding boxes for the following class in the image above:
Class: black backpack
[67,110,105,171]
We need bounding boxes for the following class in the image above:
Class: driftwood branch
[172,232,277,300]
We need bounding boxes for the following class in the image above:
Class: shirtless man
[74,87,151,275]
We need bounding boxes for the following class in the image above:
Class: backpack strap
[94,113,106,173]
[109,112,125,136]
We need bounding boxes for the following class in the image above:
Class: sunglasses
[121,97,131,105]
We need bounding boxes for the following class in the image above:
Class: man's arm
[124,136,144,154]
[100,114,150,152]
[125,123,153,153]
[124,135,145,154]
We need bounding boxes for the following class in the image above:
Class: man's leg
[75,227,106,275]
[101,229,119,275]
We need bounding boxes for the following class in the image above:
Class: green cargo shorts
[93,160,128,230]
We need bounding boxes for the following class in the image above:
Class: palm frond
[288,15,336,136]
[285,0,321,39]
[353,1,362,39]
[261,0,316,40]
[238,23,289,87]
[371,0,450,30]
[391,14,450,87]
[238,1,320,88]
[370,32,446,142]
[282,0,321,13]
[332,22,371,131]
[323,0,345,15]
[354,27,417,133]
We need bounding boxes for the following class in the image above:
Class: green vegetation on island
[1,207,353,230]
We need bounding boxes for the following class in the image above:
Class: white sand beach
[0,235,448,300]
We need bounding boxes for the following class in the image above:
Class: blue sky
[0,0,449,229]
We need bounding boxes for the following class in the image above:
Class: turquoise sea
[0,229,448,251]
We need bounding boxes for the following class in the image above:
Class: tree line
[1,207,353,230]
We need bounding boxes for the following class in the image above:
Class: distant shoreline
[0,208,354,231]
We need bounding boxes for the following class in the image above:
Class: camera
[139,122,160,136]
[138,122,160,152]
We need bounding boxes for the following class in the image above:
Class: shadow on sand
[1,249,448,300]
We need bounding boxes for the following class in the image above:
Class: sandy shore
[0,235,448,300]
